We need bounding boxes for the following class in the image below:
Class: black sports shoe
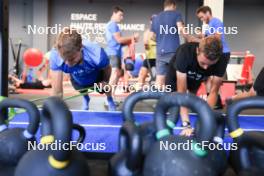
[214,94,223,110]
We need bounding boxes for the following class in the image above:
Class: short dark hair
[164,0,176,8]
[113,6,124,13]
[198,36,223,61]
[196,6,212,15]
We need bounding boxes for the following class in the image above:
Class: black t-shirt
[253,67,264,96]
[166,42,228,92]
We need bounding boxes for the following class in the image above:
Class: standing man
[50,28,116,111]
[105,6,139,97]
[196,6,231,108]
[166,36,226,136]
[134,15,157,91]
[150,0,191,88]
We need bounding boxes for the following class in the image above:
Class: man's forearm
[177,86,190,122]
[178,89,190,122]
[176,72,190,122]
[180,107,190,122]
[207,91,218,108]
[177,24,202,43]
[180,31,201,43]
[118,37,132,45]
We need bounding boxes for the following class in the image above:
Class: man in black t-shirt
[166,36,228,136]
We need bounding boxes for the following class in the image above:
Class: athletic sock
[107,96,116,111]
[82,95,90,110]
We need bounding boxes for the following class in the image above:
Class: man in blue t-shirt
[150,0,190,89]
[196,6,230,55]
[105,6,139,97]
[196,6,231,109]
[124,56,143,78]
[50,28,116,111]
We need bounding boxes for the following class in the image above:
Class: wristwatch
[182,121,191,128]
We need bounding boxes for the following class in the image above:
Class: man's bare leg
[109,68,122,96]
[232,87,256,101]
[134,67,148,91]
[155,75,166,89]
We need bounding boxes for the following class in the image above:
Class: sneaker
[108,104,116,111]
[214,94,223,110]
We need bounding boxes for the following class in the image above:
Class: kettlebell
[110,91,179,175]
[40,123,86,145]
[227,96,264,175]
[15,97,89,176]
[40,107,86,146]
[72,124,86,144]
[0,98,40,166]
[195,110,228,175]
[122,90,179,155]
[143,93,218,176]
[109,121,142,176]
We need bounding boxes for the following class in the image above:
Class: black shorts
[165,74,201,93]
[142,59,156,69]
[109,55,122,69]
[70,70,105,94]
[19,80,51,89]
[253,67,264,96]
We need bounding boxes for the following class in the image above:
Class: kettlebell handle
[119,121,142,170]
[40,123,85,145]
[123,91,166,122]
[122,91,179,127]
[72,124,86,144]
[42,97,72,163]
[0,98,40,138]
[227,97,264,138]
[214,111,226,140]
[155,93,216,143]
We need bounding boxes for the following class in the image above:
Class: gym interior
[0,0,264,176]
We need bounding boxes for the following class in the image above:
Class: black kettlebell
[110,91,179,175]
[122,90,179,155]
[15,97,89,176]
[0,98,40,166]
[195,110,228,175]
[109,121,142,176]
[226,96,264,175]
[211,111,228,175]
[40,104,86,146]
[72,124,86,144]
[40,123,86,145]
[144,93,218,176]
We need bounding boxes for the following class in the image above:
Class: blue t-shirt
[105,21,122,58]
[204,17,230,53]
[130,56,143,77]
[50,40,109,86]
[151,10,183,55]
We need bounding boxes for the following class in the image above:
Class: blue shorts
[156,53,175,75]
